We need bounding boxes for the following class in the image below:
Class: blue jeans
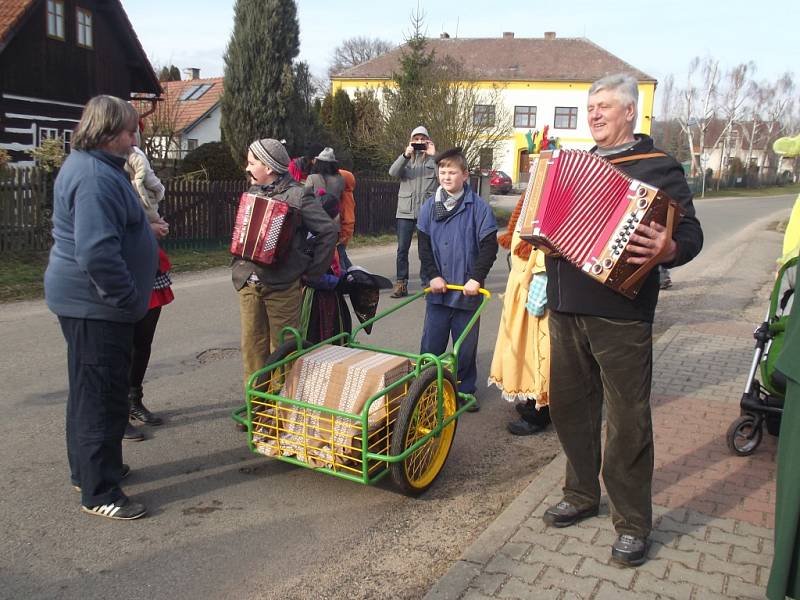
[59,316,134,507]
[420,303,480,394]
[395,218,416,282]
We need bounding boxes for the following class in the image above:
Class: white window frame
[39,127,59,145]
[76,7,93,49]
[47,0,65,40]
[63,129,73,153]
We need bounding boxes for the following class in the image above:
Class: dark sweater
[45,150,157,322]
[545,135,703,323]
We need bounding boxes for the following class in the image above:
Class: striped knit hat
[248,138,290,174]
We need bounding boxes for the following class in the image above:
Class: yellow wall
[332,77,658,183]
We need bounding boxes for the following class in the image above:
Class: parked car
[488,170,513,194]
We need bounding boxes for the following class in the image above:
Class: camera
[411,142,428,151]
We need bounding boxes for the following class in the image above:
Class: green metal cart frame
[231,285,490,496]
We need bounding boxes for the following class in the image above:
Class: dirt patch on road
[266,430,561,600]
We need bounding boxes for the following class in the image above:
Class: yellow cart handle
[423,284,492,298]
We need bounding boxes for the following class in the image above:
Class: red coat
[149,247,174,309]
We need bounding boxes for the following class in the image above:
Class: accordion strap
[608,152,667,164]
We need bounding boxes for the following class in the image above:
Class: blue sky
[121,0,799,89]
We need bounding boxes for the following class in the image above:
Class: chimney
[440,32,450,38]
[502,32,514,39]
[184,67,200,80]
[544,31,556,40]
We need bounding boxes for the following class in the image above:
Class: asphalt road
[0,192,795,600]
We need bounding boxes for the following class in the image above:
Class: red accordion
[518,150,683,299]
[230,192,295,266]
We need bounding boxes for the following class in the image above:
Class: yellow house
[331,32,656,185]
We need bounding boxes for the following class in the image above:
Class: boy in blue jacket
[417,148,498,411]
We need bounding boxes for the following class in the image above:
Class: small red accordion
[230,192,294,266]
[518,150,683,299]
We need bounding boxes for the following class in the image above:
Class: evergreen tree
[351,90,385,172]
[158,65,182,82]
[319,93,334,131]
[380,11,511,170]
[330,89,355,142]
[286,61,326,157]
[390,10,435,124]
[221,0,300,162]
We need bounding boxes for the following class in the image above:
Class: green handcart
[231,285,490,496]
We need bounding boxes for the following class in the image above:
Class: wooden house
[0,0,161,166]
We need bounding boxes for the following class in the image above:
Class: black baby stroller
[727,254,797,456]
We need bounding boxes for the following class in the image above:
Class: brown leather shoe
[389,281,408,298]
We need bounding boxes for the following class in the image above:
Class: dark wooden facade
[0,0,160,164]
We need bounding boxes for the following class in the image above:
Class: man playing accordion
[541,73,703,567]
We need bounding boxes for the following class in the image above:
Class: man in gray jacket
[388,125,438,297]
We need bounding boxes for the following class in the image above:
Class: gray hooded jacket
[389,152,438,219]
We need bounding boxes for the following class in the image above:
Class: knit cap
[315,147,336,162]
[410,125,430,139]
[248,138,290,173]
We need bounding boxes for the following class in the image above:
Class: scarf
[433,187,465,221]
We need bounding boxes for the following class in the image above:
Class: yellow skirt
[487,234,550,407]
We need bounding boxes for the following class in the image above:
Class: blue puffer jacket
[45,149,157,322]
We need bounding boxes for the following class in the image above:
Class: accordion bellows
[230,192,294,266]
[518,150,683,299]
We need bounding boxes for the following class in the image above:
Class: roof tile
[333,36,654,82]
[0,0,36,46]
[145,77,224,133]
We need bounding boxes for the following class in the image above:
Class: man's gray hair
[73,95,139,151]
[589,73,640,127]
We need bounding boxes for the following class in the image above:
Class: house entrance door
[518,150,530,184]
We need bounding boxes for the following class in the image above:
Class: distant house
[0,0,161,166]
[142,71,224,160]
[331,32,656,184]
[700,119,794,182]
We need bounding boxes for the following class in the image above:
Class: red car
[489,170,513,194]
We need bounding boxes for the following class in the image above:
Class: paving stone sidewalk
[425,287,780,599]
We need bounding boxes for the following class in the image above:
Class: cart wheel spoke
[390,368,458,496]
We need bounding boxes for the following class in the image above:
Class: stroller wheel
[726,415,763,456]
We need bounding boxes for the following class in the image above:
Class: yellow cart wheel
[390,367,458,496]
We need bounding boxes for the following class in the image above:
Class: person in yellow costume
[488,190,552,435]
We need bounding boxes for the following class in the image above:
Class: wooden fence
[0,168,402,252]
[0,168,53,252]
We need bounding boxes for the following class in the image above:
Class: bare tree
[759,73,796,180]
[659,73,675,119]
[696,58,720,176]
[713,62,752,188]
[133,84,188,164]
[676,57,719,180]
[742,80,766,174]
[329,36,394,77]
